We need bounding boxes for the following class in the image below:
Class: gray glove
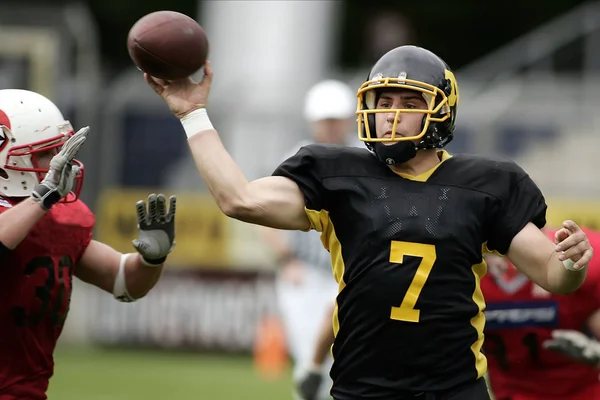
[30,126,89,210]
[296,370,323,400]
[543,329,600,367]
[132,193,176,265]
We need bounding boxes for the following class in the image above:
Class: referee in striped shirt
[260,79,358,400]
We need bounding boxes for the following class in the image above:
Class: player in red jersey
[482,227,600,400]
[0,89,177,400]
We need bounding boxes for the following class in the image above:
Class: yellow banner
[95,189,229,268]
[546,198,600,230]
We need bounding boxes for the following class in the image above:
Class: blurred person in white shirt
[260,79,356,400]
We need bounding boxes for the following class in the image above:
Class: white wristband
[113,253,136,302]
[180,108,214,139]
[563,258,578,271]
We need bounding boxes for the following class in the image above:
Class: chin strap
[371,141,417,165]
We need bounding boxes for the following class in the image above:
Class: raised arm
[76,193,176,301]
[144,64,310,231]
[0,127,88,252]
[186,129,309,230]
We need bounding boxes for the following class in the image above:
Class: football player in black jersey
[145,46,594,400]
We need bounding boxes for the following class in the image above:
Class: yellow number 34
[389,241,437,323]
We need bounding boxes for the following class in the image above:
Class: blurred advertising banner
[95,189,229,268]
[546,198,600,230]
[88,269,278,352]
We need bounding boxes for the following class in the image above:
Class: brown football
[127,10,209,80]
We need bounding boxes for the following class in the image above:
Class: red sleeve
[46,199,95,269]
[0,198,94,264]
[70,200,95,265]
[76,225,94,264]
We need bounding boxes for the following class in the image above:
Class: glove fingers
[58,163,72,189]
[64,164,75,193]
[49,154,67,174]
[74,126,90,138]
[135,200,148,226]
[133,193,177,262]
[156,194,166,220]
[60,138,79,160]
[147,193,158,221]
[49,139,83,176]
[63,137,85,161]
[66,164,80,192]
[60,127,89,161]
[167,195,177,221]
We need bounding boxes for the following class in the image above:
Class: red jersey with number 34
[482,228,600,400]
[0,197,94,400]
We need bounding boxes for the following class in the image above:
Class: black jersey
[273,144,546,399]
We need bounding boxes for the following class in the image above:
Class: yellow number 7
[389,241,437,323]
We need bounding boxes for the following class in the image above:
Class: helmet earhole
[444,79,452,96]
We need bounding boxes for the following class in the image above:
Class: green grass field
[48,346,293,400]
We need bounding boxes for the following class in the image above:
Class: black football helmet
[356,45,460,164]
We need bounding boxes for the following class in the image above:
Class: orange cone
[253,314,289,380]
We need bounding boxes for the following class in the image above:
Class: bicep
[506,222,554,290]
[75,240,121,293]
[240,176,311,230]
